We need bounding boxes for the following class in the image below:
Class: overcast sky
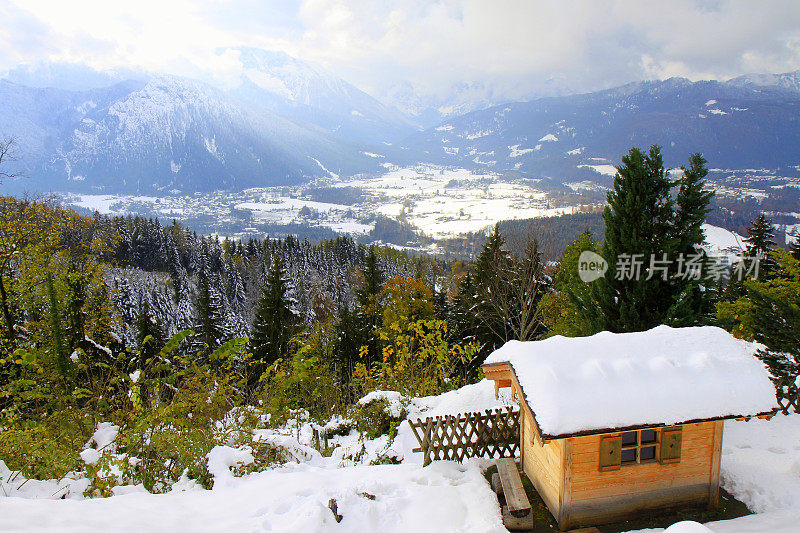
[2,0,800,104]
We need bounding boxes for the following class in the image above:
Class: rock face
[0,75,379,194]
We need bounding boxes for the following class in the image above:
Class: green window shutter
[660,427,683,464]
[599,435,622,471]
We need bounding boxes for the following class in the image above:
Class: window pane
[640,430,657,443]
[640,446,656,461]
[621,431,637,446]
[621,448,636,463]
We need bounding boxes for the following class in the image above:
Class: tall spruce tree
[744,214,777,278]
[580,146,713,332]
[470,224,511,349]
[448,272,483,378]
[472,224,506,286]
[333,305,366,401]
[250,256,300,382]
[193,271,225,354]
[667,153,717,325]
[355,245,385,367]
[135,298,165,367]
[790,238,800,261]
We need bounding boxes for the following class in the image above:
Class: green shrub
[0,409,95,480]
[353,399,406,440]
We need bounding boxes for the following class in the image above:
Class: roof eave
[541,410,776,441]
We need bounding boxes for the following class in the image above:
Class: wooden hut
[482,325,777,531]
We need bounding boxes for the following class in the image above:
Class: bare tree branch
[0,137,22,183]
[474,234,550,342]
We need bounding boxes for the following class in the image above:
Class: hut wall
[520,412,564,520]
[561,420,723,530]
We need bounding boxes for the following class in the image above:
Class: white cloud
[1,0,800,108]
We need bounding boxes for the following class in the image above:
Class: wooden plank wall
[562,421,720,529]
[521,414,563,518]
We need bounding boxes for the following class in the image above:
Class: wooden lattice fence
[408,407,520,466]
[776,378,800,414]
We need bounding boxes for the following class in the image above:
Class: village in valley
[2,2,800,533]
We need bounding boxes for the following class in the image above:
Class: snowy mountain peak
[226,46,343,107]
[728,69,800,92]
[220,46,416,144]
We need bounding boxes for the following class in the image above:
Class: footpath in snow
[2,381,800,532]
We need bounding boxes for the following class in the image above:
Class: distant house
[482,325,777,531]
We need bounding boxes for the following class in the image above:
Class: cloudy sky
[2,0,800,106]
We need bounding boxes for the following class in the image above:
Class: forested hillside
[2,144,798,500]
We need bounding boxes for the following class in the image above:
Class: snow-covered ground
[2,381,798,532]
[61,164,598,242]
[703,224,746,258]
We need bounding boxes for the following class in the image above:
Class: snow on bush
[80,422,120,465]
[206,446,255,488]
[358,390,405,417]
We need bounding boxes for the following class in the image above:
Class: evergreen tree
[333,305,366,400]
[448,272,483,378]
[357,245,385,306]
[469,225,549,351]
[548,230,602,337]
[744,214,777,278]
[666,153,716,325]
[473,224,506,286]
[135,298,165,369]
[470,224,511,350]
[355,246,385,367]
[790,238,800,262]
[250,256,300,385]
[718,249,800,381]
[580,146,712,332]
[193,271,225,354]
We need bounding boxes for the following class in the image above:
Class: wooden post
[709,420,724,508]
[559,438,573,528]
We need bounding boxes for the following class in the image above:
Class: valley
[62,163,800,254]
[62,164,603,247]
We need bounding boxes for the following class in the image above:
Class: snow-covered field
[2,379,799,533]
[61,164,597,242]
[342,166,582,239]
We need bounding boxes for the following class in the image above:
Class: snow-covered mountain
[728,69,800,93]
[2,61,147,92]
[399,77,800,182]
[382,77,576,129]
[0,76,379,194]
[223,47,417,145]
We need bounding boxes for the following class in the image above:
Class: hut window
[620,429,660,465]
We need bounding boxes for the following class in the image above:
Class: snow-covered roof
[483,326,777,438]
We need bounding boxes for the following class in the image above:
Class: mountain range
[400,76,800,183]
[1,51,800,194]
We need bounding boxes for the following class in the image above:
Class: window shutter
[599,435,622,471]
[659,427,683,464]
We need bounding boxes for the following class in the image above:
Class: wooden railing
[408,407,520,466]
